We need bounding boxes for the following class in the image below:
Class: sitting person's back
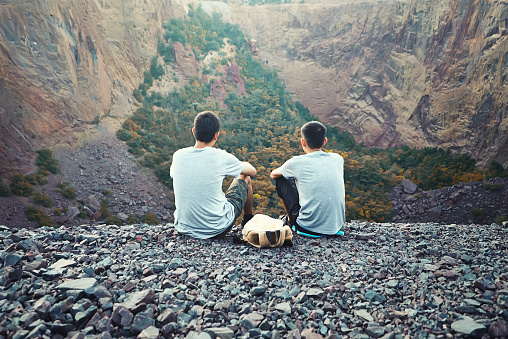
[170,111,256,239]
[270,121,345,237]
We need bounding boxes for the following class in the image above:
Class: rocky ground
[0,221,507,339]
[0,126,173,229]
[391,178,508,225]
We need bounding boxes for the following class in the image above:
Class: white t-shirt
[279,150,345,234]
[170,146,243,239]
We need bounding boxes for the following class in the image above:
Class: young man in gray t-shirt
[170,111,256,239]
[270,121,345,237]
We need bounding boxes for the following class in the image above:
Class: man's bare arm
[270,167,283,180]
[241,162,257,177]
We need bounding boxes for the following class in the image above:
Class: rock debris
[0,221,507,339]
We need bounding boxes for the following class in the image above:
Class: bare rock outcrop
[0,0,176,174]
[226,62,247,96]
[172,41,197,78]
[225,0,508,168]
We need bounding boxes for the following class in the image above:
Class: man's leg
[212,177,250,239]
[275,177,300,226]
[238,174,253,217]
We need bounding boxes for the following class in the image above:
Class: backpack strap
[258,230,281,248]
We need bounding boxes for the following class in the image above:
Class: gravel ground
[0,221,507,339]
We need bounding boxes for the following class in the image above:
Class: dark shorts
[212,178,248,238]
[275,176,300,226]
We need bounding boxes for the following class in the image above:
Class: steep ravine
[216,0,508,168]
[1,0,507,175]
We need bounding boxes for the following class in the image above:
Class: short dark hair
[194,111,221,143]
[301,121,327,149]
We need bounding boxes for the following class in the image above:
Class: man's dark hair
[194,111,221,143]
[301,121,327,149]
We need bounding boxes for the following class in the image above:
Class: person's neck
[304,147,322,154]
[194,140,216,149]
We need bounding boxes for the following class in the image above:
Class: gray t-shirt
[279,150,345,234]
[170,146,244,239]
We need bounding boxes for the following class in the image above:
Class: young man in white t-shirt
[270,121,345,237]
[170,111,256,239]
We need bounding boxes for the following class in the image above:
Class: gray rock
[489,319,508,337]
[75,306,97,328]
[366,323,385,338]
[138,326,160,339]
[132,312,155,334]
[49,259,76,269]
[274,302,291,313]
[111,306,133,327]
[451,317,487,337]
[355,310,374,322]
[4,253,22,267]
[34,295,54,314]
[177,312,193,328]
[95,317,114,333]
[57,278,97,291]
[402,178,418,194]
[157,308,177,325]
[120,289,154,310]
[427,206,442,222]
[205,327,234,339]
[66,207,80,220]
[251,286,267,296]
[307,287,324,298]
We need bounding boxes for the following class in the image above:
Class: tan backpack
[242,214,293,248]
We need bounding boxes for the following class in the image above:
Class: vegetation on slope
[117,5,507,222]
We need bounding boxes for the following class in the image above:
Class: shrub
[100,199,112,220]
[61,187,76,200]
[472,207,484,216]
[25,171,49,186]
[35,149,59,174]
[494,215,507,225]
[103,189,112,196]
[0,178,9,197]
[484,182,503,192]
[56,182,76,199]
[116,129,132,142]
[11,174,34,197]
[25,205,55,227]
[105,215,123,226]
[54,208,64,216]
[141,212,161,225]
[33,190,53,208]
[127,214,137,224]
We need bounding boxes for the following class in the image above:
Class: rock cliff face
[1,0,507,174]
[0,0,186,174]
[222,0,508,167]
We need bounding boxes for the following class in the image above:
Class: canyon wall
[222,0,508,167]
[0,0,190,174]
[1,0,507,174]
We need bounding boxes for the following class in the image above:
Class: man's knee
[238,174,252,187]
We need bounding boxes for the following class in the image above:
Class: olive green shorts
[225,178,248,223]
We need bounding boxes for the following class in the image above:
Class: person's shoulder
[173,147,192,156]
[283,154,302,164]
[327,151,344,163]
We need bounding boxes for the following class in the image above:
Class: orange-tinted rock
[172,41,197,78]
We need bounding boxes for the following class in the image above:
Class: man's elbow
[242,162,256,177]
